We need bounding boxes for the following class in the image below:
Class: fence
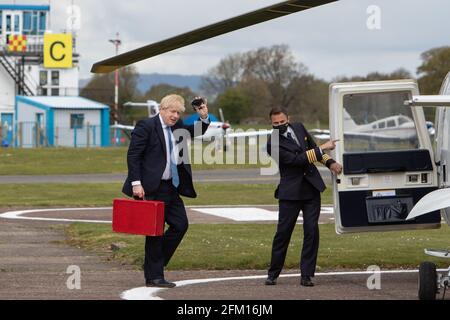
[55,124,102,148]
[14,122,102,148]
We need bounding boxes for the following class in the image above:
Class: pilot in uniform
[265,107,342,287]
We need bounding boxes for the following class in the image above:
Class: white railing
[0,35,43,53]
[0,34,77,54]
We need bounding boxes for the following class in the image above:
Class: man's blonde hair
[160,94,185,113]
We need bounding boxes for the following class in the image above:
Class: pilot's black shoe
[300,276,314,287]
[265,277,277,285]
[146,279,176,288]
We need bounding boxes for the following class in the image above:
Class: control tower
[0,4,80,146]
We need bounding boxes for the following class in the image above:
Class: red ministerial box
[112,199,165,236]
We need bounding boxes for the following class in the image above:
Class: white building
[0,4,81,147]
[16,96,110,148]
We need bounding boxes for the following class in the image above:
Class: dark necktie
[287,132,298,146]
[166,126,180,188]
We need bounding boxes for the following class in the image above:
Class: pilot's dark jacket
[267,122,335,200]
[266,122,336,279]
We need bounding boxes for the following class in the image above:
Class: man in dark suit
[122,94,210,288]
[265,107,342,287]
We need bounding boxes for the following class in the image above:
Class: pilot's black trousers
[268,195,321,279]
[144,180,188,281]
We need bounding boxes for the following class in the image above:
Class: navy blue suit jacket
[267,123,335,201]
[122,115,209,198]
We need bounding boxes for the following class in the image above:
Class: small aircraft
[111,99,231,141]
[310,110,436,144]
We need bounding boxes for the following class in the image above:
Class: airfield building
[0,4,110,147]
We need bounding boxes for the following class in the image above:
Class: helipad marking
[191,207,284,221]
[191,207,334,221]
[0,206,335,223]
[120,269,448,300]
[0,208,111,224]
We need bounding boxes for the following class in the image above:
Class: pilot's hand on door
[132,185,145,199]
[330,162,343,175]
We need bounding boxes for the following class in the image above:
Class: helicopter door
[434,71,450,225]
[330,80,441,234]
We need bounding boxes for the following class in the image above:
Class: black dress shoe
[300,276,314,287]
[265,277,277,285]
[146,279,176,288]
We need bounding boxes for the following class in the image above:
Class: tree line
[81,45,450,126]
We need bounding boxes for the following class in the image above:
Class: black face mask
[273,123,289,135]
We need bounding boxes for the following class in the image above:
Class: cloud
[3,0,450,81]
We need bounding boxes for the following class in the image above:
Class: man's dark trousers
[144,180,188,281]
[268,189,321,279]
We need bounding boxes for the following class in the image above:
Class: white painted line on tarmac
[321,207,334,214]
[0,208,112,224]
[121,269,448,300]
[191,207,285,221]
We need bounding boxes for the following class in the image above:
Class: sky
[2,0,450,81]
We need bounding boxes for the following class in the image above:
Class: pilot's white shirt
[284,126,300,145]
[284,125,323,155]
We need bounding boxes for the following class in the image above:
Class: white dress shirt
[283,126,300,145]
[283,126,323,155]
[160,114,178,181]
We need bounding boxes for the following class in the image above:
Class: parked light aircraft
[110,100,272,143]
[91,0,450,300]
[310,110,436,143]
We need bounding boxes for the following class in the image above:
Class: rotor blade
[91,0,338,73]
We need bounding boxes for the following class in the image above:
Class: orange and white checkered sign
[8,35,27,52]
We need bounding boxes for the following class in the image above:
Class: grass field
[65,222,450,271]
[0,147,129,175]
[0,145,275,175]
[0,183,334,207]
[0,118,333,176]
